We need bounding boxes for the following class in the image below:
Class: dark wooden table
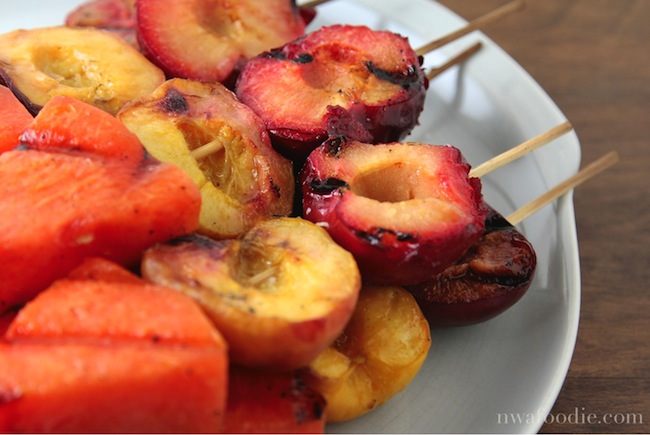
[434,1,650,433]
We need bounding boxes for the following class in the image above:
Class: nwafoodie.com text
[496,407,644,426]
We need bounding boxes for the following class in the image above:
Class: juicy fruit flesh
[202,0,307,59]
[235,24,428,158]
[350,162,425,202]
[33,46,110,95]
[0,262,228,434]
[143,218,360,322]
[177,119,259,204]
[0,27,164,114]
[290,48,406,113]
[142,217,361,370]
[345,143,463,203]
[302,141,486,285]
[306,286,431,422]
[307,141,482,235]
[345,157,470,232]
[239,36,419,125]
[118,79,294,239]
[136,0,306,82]
[342,195,466,234]
[218,220,360,321]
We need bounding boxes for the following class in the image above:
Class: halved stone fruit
[135,0,308,85]
[141,217,361,371]
[301,139,487,286]
[235,24,428,160]
[406,207,537,326]
[303,285,431,422]
[118,78,294,239]
[65,0,138,48]
[0,26,164,115]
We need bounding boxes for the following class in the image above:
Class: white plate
[1,1,581,433]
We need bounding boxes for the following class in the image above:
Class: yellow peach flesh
[306,286,431,422]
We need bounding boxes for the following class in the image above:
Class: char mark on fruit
[365,61,423,91]
[324,136,346,157]
[309,177,349,194]
[405,207,537,326]
[292,53,314,64]
[270,179,282,199]
[165,233,208,247]
[483,208,515,233]
[158,88,189,115]
[355,228,415,246]
[265,49,287,61]
[325,106,374,145]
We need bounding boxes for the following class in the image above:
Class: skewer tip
[507,150,620,225]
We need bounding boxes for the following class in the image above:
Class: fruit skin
[302,285,431,423]
[118,78,294,239]
[0,96,201,313]
[223,365,327,434]
[301,139,487,286]
[135,0,308,85]
[0,260,228,434]
[65,0,138,48]
[0,85,32,154]
[0,26,164,115]
[236,24,428,160]
[406,207,537,326]
[141,217,361,371]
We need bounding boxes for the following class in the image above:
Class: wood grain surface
[434,1,649,433]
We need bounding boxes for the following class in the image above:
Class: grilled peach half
[0,26,164,115]
[141,217,361,371]
[303,285,431,422]
[118,78,294,239]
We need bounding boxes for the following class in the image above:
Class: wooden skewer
[469,121,574,178]
[415,0,526,56]
[426,42,483,80]
[507,151,620,225]
[190,138,226,160]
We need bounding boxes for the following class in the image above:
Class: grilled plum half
[406,207,537,326]
[135,0,308,85]
[236,25,428,160]
[301,139,487,286]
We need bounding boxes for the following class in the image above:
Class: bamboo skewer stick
[300,1,522,79]
[415,0,526,56]
[469,121,574,178]
[507,151,620,225]
[426,42,483,80]
[190,138,226,160]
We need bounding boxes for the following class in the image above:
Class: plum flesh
[301,139,487,286]
[236,25,428,160]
